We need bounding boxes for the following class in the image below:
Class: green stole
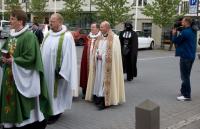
[42,32,65,97]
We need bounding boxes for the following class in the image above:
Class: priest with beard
[119,22,138,81]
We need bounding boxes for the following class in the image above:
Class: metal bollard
[135,99,160,129]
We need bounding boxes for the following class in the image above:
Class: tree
[2,0,22,20]
[29,0,47,23]
[62,0,84,26]
[5,0,21,14]
[94,0,133,27]
[142,0,181,48]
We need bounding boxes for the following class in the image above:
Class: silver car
[0,25,10,39]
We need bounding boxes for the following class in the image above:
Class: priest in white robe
[41,13,78,123]
[85,21,125,110]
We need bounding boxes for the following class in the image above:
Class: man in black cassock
[32,22,44,45]
[119,22,138,81]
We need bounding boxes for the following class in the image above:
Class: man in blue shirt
[172,17,196,101]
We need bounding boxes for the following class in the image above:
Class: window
[142,23,152,37]
[22,0,25,2]
[132,0,147,6]
[22,0,28,3]
[181,1,189,13]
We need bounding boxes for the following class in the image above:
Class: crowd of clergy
[0,9,138,129]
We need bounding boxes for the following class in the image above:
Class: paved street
[46,46,200,129]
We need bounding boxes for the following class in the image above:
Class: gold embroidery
[5,106,11,114]
[93,30,114,106]
[8,38,17,56]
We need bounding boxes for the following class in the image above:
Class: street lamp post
[134,0,139,31]
[2,0,4,20]
[25,0,28,13]
[54,0,57,13]
[90,0,92,24]
[197,0,199,16]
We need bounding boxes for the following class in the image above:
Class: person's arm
[14,33,36,68]
[38,29,44,44]
[172,29,186,46]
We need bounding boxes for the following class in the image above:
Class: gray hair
[51,13,64,24]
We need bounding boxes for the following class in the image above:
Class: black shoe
[98,104,107,110]
[82,89,86,99]
[82,94,85,99]
[95,97,101,105]
[127,78,133,81]
[97,97,107,110]
[93,95,101,105]
[47,113,62,124]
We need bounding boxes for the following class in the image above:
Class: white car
[136,30,155,49]
[0,20,10,39]
[1,25,10,39]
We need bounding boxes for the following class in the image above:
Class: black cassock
[119,30,138,80]
[33,29,44,45]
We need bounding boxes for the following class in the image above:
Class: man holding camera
[172,17,196,101]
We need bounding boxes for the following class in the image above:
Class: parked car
[0,25,10,39]
[71,28,90,46]
[112,29,120,35]
[135,30,154,49]
[26,22,33,30]
[0,20,10,39]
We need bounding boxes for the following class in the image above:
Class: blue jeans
[180,58,194,98]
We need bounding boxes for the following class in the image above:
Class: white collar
[49,25,67,36]
[10,25,29,37]
[89,31,101,39]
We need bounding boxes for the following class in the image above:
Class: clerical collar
[52,27,62,33]
[49,25,67,36]
[10,25,29,37]
[103,33,108,37]
[89,31,101,38]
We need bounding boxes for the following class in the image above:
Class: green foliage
[5,0,22,13]
[94,0,133,27]
[29,0,47,23]
[142,0,181,28]
[62,0,84,25]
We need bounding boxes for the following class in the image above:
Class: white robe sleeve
[59,32,78,91]
[12,60,41,98]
